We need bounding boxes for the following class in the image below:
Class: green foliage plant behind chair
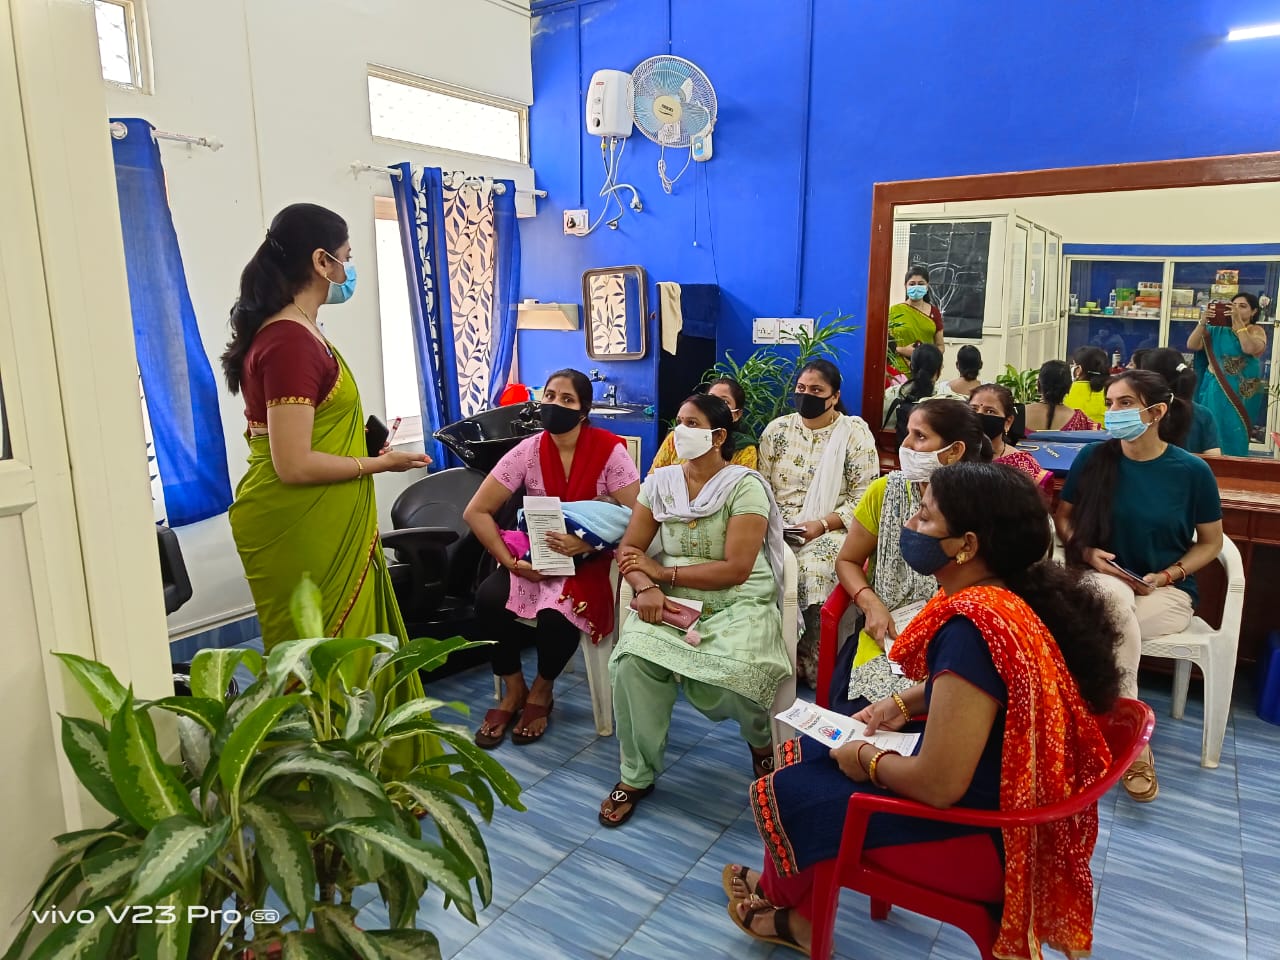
[995,363,1041,404]
[707,313,861,440]
[5,576,524,960]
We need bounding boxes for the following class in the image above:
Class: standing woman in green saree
[221,203,430,654]
[887,265,945,379]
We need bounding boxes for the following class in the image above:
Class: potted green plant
[707,312,861,438]
[995,363,1041,403]
[5,577,522,960]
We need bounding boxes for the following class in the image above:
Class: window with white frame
[94,0,149,91]
[368,67,527,164]
[374,198,425,442]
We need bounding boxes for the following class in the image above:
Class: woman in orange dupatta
[725,463,1122,959]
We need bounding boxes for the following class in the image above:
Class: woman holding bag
[758,360,879,686]
[600,393,791,827]
[463,369,640,747]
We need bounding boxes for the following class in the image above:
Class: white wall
[104,0,533,636]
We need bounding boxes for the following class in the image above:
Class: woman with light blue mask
[887,265,945,378]
[1054,369,1223,803]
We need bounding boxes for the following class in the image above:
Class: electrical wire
[657,142,694,194]
[582,137,643,235]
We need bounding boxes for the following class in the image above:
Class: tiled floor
[349,652,1279,959]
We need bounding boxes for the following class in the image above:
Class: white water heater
[586,69,633,138]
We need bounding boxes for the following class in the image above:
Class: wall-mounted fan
[630,55,717,193]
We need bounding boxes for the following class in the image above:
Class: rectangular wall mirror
[583,265,648,360]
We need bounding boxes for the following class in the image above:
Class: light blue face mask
[906,284,928,301]
[324,253,357,305]
[1103,406,1153,442]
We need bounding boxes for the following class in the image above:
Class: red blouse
[240,320,339,428]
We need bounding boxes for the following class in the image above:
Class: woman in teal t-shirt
[1055,370,1224,804]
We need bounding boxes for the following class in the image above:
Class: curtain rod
[349,161,547,198]
[108,120,223,152]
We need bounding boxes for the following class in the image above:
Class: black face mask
[978,413,1007,440]
[793,392,832,420]
[539,402,583,435]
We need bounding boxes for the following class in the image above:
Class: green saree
[229,347,430,772]
[887,303,939,377]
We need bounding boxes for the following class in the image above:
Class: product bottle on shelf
[1108,289,1118,310]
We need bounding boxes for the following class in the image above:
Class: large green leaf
[249,749,385,801]
[370,636,487,683]
[135,878,197,960]
[25,897,116,960]
[289,574,326,638]
[366,930,442,960]
[377,862,422,931]
[396,778,491,905]
[79,845,140,897]
[265,638,328,693]
[326,819,472,917]
[243,798,315,927]
[310,637,390,689]
[107,690,197,828]
[53,653,127,718]
[143,695,226,734]
[452,770,495,823]
[175,716,212,781]
[190,648,260,703]
[60,717,130,821]
[342,688,376,743]
[312,905,389,960]
[432,727,525,811]
[127,816,230,903]
[324,781,392,882]
[377,697,467,734]
[280,934,348,960]
[218,694,301,804]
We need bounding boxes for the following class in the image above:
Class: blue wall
[520,0,1280,409]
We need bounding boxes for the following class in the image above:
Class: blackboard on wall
[907,222,992,340]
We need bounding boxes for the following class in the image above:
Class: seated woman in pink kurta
[463,369,640,747]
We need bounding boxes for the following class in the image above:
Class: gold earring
[955,552,969,564]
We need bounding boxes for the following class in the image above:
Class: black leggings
[475,568,580,681]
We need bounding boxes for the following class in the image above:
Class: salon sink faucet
[589,369,619,407]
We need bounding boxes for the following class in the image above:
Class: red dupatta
[539,424,623,643]
[891,586,1112,960]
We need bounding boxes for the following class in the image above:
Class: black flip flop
[597,782,654,828]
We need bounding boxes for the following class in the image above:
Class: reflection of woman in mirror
[758,360,878,686]
[882,343,961,430]
[1064,346,1110,425]
[1024,360,1098,432]
[947,344,984,397]
[887,265,945,378]
[1055,371,1223,802]
[1187,293,1268,457]
[968,384,1050,493]
[649,377,758,472]
[1135,348,1221,457]
[464,369,641,747]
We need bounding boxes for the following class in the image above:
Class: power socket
[563,209,589,236]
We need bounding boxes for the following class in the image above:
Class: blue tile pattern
[239,638,1280,958]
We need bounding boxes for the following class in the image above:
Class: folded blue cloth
[515,500,632,558]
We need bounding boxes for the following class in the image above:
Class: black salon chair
[157,523,239,700]
[435,402,542,473]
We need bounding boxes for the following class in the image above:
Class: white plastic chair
[495,565,618,737]
[1140,535,1245,768]
[616,549,800,764]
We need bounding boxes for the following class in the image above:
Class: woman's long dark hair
[955,345,982,381]
[683,393,738,461]
[1064,370,1172,568]
[1135,347,1195,446]
[913,398,994,462]
[1038,359,1072,427]
[906,264,932,305]
[222,203,348,395]
[929,462,1122,713]
[901,343,943,401]
[799,359,848,414]
[1072,346,1110,393]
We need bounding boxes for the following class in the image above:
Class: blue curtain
[390,164,520,467]
[110,118,232,526]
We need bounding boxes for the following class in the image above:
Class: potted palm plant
[5,577,522,960]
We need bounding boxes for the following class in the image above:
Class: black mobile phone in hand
[1106,558,1149,588]
[365,416,389,458]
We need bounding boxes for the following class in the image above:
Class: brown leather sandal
[1123,757,1159,802]
[474,707,520,750]
[598,782,654,828]
[750,744,776,780]
[726,896,804,955]
[510,698,554,745]
[721,864,764,902]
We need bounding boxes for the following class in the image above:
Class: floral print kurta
[757,413,878,609]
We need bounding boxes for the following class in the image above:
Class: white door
[1004,221,1030,373]
[2,0,172,942]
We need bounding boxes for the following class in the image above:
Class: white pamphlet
[883,598,928,675]
[522,496,577,576]
[774,698,921,753]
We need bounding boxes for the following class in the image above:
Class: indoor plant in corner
[4,577,523,960]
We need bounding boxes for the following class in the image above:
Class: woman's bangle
[352,456,363,478]
[855,742,873,775]
[820,517,831,534]
[1173,561,1188,582]
[635,582,660,596]
[890,692,912,722]
[850,585,874,609]
[670,566,678,588]
[868,749,898,788]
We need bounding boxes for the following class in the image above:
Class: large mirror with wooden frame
[858,152,1280,664]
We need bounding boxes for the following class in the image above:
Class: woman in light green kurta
[599,395,790,828]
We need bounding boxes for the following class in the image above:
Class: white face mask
[898,443,952,482]
[673,424,715,461]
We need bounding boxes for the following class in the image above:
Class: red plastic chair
[807,697,1155,960]
[816,586,856,709]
